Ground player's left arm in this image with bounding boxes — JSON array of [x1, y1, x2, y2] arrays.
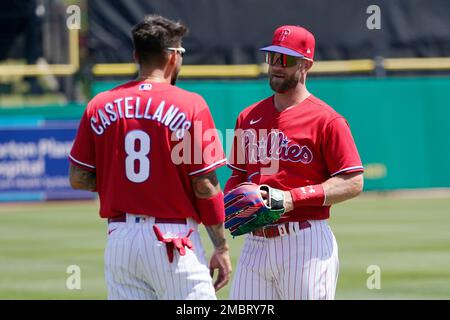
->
[[282, 172, 363, 212], [264, 116, 364, 212], [69, 163, 96, 192], [322, 171, 364, 205], [191, 170, 232, 291]]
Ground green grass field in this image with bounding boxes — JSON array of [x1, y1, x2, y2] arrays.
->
[[0, 195, 449, 300]]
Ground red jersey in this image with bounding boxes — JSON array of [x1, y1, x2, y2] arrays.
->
[[227, 94, 363, 221], [70, 80, 226, 221]]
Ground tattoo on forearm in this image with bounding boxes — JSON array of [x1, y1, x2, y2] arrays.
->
[[70, 165, 96, 191], [205, 224, 227, 250], [192, 171, 220, 198]]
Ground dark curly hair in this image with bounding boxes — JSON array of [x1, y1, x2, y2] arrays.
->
[[132, 15, 188, 66]]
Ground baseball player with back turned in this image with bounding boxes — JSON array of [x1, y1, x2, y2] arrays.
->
[[68, 15, 232, 300], [225, 25, 364, 300]]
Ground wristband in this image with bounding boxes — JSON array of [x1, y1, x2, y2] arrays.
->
[[195, 192, 225, 225], [290, 184, 325, 207]]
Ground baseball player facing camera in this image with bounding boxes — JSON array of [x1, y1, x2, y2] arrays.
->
[[69, 15, 231, 300], [225, 25, 364, 300]]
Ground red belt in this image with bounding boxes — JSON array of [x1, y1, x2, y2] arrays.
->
[[252, 221, 311, 238], [108, 214, 187, 225]]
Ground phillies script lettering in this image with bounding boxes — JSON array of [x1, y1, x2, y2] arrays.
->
[[243, 129, 313, 164]]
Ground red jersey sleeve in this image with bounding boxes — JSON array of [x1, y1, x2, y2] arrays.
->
[[187, 98, 226, 177], [226, 116, 247, 173], [322, 117, 364, 176], [69, 107, 96, 172]]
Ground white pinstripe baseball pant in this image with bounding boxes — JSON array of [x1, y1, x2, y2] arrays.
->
[[230, 219, 339, 300], [104, 214, 216, 300]]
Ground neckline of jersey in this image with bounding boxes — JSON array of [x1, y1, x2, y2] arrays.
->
[[271, 93, 312, 114], [133, 79, 171, 85]]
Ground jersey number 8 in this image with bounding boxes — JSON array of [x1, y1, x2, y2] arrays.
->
[[125, 130, 150, 183]]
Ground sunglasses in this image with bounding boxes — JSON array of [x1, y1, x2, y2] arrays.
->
[[167, 47, 186, 57], [266, 52, 299, 67]]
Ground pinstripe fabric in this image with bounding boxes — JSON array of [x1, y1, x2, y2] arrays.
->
[[104, 215, 216, 300], [230, 220, 339, 300], [230, 235, 280, 300]]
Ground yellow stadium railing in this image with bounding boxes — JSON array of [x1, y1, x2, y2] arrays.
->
[[0, 29, 79, 76], [92, 60, 376, 77], [91, 57, 450, 77], [1, 31, 450, 78], [383, 57, 450, 71]]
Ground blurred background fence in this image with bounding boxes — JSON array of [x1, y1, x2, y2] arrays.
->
[[1, 0, 450, 202]]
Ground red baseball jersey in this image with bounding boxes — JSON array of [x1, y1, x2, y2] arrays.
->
[[70, 80, 226, 220], [227, 94, 363, 221]]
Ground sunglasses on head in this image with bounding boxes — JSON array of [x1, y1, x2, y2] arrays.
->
[[266, 52, 299, 67], [166, 47, 186, 57]]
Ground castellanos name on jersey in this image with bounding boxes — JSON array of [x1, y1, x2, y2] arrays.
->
[[89, 96, 192, 139]]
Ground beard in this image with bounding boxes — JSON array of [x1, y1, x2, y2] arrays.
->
[[269, 71, 300, 93]]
